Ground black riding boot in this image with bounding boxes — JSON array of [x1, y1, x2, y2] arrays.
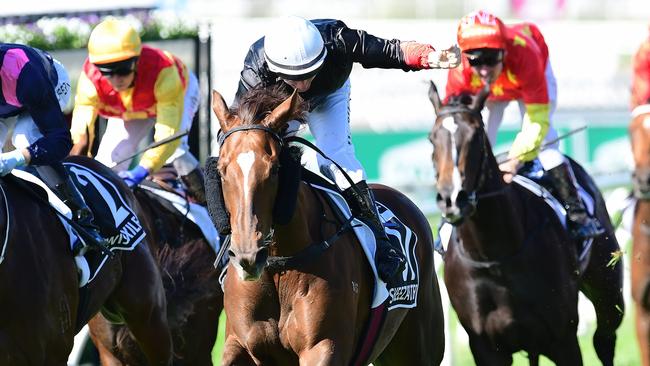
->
[[181, 167, 207, 205], [546, 163, 605, 240], [343, 181, 406, 282], [55, 176, 108, 254]]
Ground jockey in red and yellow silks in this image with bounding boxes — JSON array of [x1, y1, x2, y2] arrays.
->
[[70, 18, 205, 203], [446, 20, 551, 163], [446, 10, 604, 240], [632, 28, 650, 110]]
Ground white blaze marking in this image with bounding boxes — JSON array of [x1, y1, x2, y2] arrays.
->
[[237, 151, 255, 202], [441, 116, 462, 200]]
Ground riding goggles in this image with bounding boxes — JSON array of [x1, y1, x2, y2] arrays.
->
[[95, 57, 138, 77], [465, 49, 504, 67]]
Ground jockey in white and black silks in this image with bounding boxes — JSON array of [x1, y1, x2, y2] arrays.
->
[[70, 18, 205, 204], [205, 16, 460, 282], [0, 43, 106, 249], [446, 10, 604, 240]]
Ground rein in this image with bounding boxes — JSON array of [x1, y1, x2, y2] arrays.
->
[[218, 124, 358, 272], [0, 183, 9, 264]]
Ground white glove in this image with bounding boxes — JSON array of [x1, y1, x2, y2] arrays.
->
[[427, 45, 461, 69], [0, 149, 26, 176]]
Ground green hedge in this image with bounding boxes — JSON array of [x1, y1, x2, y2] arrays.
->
[[0, 12, 198, 51]]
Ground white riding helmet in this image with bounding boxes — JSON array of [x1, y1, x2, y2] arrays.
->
[[264, 16, 327, 80]]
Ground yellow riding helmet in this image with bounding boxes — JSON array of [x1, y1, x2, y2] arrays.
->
[[88, 18, 142, 64]]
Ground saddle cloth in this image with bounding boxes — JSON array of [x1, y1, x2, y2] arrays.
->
[[306, 180, 421, 311], [10, 163, 145, 287], [136, 183, 220, 255]]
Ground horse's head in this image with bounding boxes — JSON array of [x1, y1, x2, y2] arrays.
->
[[630, 105, 650, 199], [212, 85, 306, 280], [427, 81, 494, 224]]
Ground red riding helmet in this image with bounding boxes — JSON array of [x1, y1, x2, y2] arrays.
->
[[457, 10, 507, 52]]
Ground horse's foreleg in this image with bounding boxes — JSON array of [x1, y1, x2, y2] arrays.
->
[[112, 248, 173, 366], [581, 237, 625, 366], [636, 302, 650, 366], [298, 339, 346, 366], [221, 336, 258, 366], [88, 315, 123, 366], [467, 334, 512, 366]]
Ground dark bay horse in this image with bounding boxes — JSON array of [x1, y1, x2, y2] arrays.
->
[[86, 171, 224, 365], [0, 156, 171, 365], [630, 104, 650, 365], [211, 84, 445, 365], [427, 82, 623, 365]]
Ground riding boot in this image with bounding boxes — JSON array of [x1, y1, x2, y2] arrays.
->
[[342, 181, 406, 282], [55, 176, 108, 254], [181, 167, 207, 205], [546, 163, 605, 240]]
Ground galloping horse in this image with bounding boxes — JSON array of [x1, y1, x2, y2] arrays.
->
[[0, 156, 171, 365], [630, 104, 650, 365], [86, 175, 223, 365], [427, 82, 624, 365], [211, 84, 445, 365]]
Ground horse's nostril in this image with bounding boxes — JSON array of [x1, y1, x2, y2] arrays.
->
[[227, 249, 235, 258], [436, 193, 443, 203]]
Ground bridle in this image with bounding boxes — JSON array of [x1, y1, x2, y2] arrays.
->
[[434, 106, 505, 210]]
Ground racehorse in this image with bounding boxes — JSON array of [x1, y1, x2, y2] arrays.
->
[[86, 169, 224, 365], [0, 155, 172, 365], [630, 104, 650, 366], [427, 82, 624, 365], [211, 84, 445, 366]]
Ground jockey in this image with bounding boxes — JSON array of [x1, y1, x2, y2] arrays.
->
[[206, 16, 459, 282], [632, 27, 650, 110], [70, 18, 206, 204], [0, 43, 106, 250], [446, 10, 603, 240]]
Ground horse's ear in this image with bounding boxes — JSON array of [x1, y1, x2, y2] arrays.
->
[[428, 80, 442, 116], [212, 90, 234, 131], [265, 89, 300, 130], [471, 84, 491, 113]]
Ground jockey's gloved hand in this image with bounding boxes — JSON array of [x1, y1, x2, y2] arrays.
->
[[118, 165, 149, 187], [427, 45, 461, 69], [0, 149, 26, 176]]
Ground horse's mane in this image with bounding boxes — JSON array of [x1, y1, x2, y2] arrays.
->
[[235, 83, 308, 126]]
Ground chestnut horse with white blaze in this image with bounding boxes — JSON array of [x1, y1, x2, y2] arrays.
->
[[211, 84, 445, 366], [630, 104, 650, 366]]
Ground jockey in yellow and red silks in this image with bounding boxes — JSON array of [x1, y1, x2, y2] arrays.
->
[[70, 18, 205, 204], [446, 10, 604, 240]]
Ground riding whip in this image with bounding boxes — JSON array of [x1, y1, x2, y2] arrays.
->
[[114, 129, 190, 166], [495, 125, 587, 164]]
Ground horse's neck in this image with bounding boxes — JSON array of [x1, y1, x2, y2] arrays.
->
[[273, 184, 322, 256], [459, 163, 525, 259]]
